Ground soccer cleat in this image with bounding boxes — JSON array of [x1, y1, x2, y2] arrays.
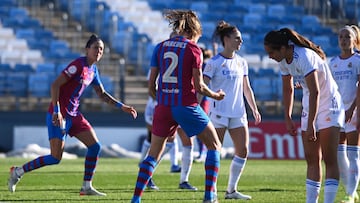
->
[[225, 190, 252, 200], [8, 166, 22, 193], [79, 187, 106, 196], [341, 195, 355, 203], [147, 178, 159, 190], [170, 165, 181, 173], [179, 182, 198, 191]]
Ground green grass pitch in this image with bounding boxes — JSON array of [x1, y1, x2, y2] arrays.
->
[[0, 158, 348, 202]]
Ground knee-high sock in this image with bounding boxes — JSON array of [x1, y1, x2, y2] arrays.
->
[[306, 179, 321, 203], [83, 142, 101, 184], [21, 155, 60, 175], [132, 156, 157, 203], [140, 139, 151, 162], [169, 138, 179, 166], [227, 155, 246, 193], [180, 146, 193, 183], [347, 145, 360, 197], [323, 179, 338, 203], [204, 150, 220, 201], [338, 144, 349, 188]]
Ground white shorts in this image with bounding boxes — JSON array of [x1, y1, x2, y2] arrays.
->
[[209, 112, 248, 129], [341, 109, 357, 133], [144, 98, 157, 125], [301, 107, 345, 132]]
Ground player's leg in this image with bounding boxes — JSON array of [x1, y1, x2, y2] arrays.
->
[[343, 130, 360, 202], [320, 127, 340, 203], [8, 113, 64, 193], [177, 128, 197, 190], [302, 130, 322, 203], [168, 135, 181, 173], [75, 128, 105, 196], [338, 132, 349, 191], [225, 125, 251, 200], [132, 134, 168, 203], [173, 105, 221, 202]]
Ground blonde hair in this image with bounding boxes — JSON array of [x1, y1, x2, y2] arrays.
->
[[164, 9, 202, 40], [350, 25, 360, 50]]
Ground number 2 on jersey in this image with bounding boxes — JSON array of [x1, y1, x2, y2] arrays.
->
[[162, 52, 178, 83]]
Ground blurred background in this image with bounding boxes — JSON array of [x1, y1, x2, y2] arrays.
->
[[0, 0, 358, 153]]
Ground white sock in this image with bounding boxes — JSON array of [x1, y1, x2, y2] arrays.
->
[[83, 181, 92, 189], [227, 155, 246, 193], [170, 137, 179, 166], [347, 146, 360, 197], [306, 179, 320, 203], [180, 146, 193, 183], [16, 167, 24, 176], [323, 179, 338, 203], [338, 144, 349, 188], [140, 140, 151, 162]]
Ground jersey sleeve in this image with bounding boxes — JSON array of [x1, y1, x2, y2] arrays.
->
[[91, 67, 102, 86], [150, 43, 161, 68], [191, 45, 203, 70], [63, 60, 82, 80], [203, 57, 215, 79]]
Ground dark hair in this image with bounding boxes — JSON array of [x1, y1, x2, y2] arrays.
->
[[264, 28, 326, 60], [212, 20, 238, 46], [86, 34, 101, 48]]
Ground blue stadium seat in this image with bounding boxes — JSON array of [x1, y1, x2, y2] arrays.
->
[[6, 72, 28, 96], [36, 63, 56, 79], [14, 64, 34, 73], [0, 63, 13, 72], [28, 73, 51, 97], [0, 72, 7, 95], [15, 29, 35, 40], [252, 77, 275, 101], [101, 75, 114, 95]]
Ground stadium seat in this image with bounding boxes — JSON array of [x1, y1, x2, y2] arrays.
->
[[28, 73, 50, 97], [14, 64, 34, 73], [6, 72, 28, 97], [1, 50, 22, 67], [0, 28, 15, 40], [0, 72, 6, 95], [36, 63, 56, 80], [22, 50, 44, 68], [252, 77, 275, 101], [0, 63, 13, 72], [101, 75, 114, 95], [7, 39, 28, 51]]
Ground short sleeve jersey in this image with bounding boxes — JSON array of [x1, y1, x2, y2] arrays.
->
[[150, 36, 202, 106], [329, 54, 360, 109], [203, 53, 248, 117], [48, 56, 102, 116], [279, 46, 340, 113]]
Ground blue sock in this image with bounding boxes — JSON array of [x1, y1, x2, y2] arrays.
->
[[204, 150, 220, 201], [83, 142, 101, 181], [23, 155, 60, 172], [132, 156, 157, 203]]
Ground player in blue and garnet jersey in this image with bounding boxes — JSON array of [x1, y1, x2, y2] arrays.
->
[[131, 10, 225, 203], [8, 34, 137, 196]]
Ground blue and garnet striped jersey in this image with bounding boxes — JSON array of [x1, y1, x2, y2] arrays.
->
[[150, 36, 203, 107]]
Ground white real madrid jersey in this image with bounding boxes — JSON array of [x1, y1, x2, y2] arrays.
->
[[203, 53, 248, 117], [279, 46, 340, 113], [329, 54, 360, 109]]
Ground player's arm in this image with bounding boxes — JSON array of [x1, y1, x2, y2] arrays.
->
[[93, 84, 137, 119], [193, 68, 225, 101], [148, 67, 159, 100], [50, 73, 68, 126], [243, 76, 261, 125]]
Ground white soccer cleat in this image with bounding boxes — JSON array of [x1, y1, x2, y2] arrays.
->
[[79, 187, 106, 196], [8, 166, 22, 193], [225, 190, 252, 200]]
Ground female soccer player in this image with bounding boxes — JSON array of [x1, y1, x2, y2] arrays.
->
[[203, 20, 261, 200], [264, 28, 345, 203], [7, 34, 137, 196], [330, 25, 360, 203], [131, 9, 225, 203]]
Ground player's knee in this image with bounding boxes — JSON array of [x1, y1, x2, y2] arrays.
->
[[88, 142, 101, 155]]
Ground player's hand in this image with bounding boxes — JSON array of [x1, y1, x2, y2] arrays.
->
[[52, 112, 63, 127], [122, 105, 138, 119], [253, 110, 261, 125], [213, 89, 225, 100]]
